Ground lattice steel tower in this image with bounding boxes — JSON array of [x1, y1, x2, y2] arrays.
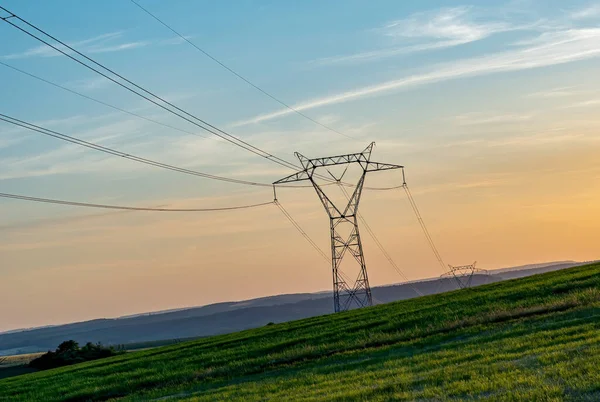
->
[[441, 262, 488, 289], [274, 143, 403, 312]]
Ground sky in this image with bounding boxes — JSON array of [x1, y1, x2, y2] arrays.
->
[[1, 0, 600, 332]]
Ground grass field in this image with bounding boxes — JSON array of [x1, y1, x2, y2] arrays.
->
[[0, 354, 42, 380], [0, 353, 43, 367], [118, 336, 203, 352], [1, 263, 599, 401]]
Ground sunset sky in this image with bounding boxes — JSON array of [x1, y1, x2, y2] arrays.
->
[[1, 0, 600, 332]]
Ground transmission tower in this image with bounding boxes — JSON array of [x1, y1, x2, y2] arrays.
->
[[441, 262, 488, 289], [273, 143, 403, 312]]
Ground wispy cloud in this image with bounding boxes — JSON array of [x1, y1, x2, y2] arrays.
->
[[0, 113, 248, 181], [407, 177, 511, 196], [485, 132, 594, 147], [2, 31, 182, 60], [0, 136, 26, 150], [67, 76, 111, 91], [89, 41, 150, 53], [571, 4, 600, 20], [525, 86, 584, 98], [0, 210, 133, 231], [234, 27, 600, 126], [310, 7, 527, 66], [454, 112, 533, 126], [314, 114, 341, 125], [2, 32, 124, 59], [563, 99, 600, 108], [311, 41, 456, 66]]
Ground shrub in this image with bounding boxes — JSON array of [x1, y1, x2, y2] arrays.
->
[[29, 341, 122, 370]]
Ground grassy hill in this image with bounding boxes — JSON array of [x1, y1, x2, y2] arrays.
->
[[1, 263, 599, 401], [3, 261, 589, 356]]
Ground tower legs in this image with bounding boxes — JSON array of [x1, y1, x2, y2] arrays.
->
[[331, 215, 372, 312]]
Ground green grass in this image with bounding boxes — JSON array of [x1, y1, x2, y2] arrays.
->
[[118, 336, 203, 352], [1, 263, 599, 401]]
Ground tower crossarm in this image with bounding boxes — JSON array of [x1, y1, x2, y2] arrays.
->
[[272, 170, 311, 185], [365, 161, 404, 172], [302, 142, 376, 169], [448, 261, 479, 273], [307, 153, 367, 168]]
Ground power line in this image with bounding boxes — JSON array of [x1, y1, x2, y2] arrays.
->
[[275, 199, 355, 285], [0, 60, 211, 140], [0, 114, 274, 187], [275, 200, 329, 263], [364, 184, 406, 191], [1, 114, 315, 189], [1, 59, 367, 191], [0, 192, 274, 212], [0, 7, 398, 191], [0, 6, 302, 173], [129, 0, 358, 141], [402, 184, 447, 271], [338, 184, 424, 297]]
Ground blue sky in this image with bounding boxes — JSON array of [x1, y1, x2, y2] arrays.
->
[[1, 0, 600, 330]]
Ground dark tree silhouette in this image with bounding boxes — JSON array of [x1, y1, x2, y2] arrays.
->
[[29, 340, 122, 370]]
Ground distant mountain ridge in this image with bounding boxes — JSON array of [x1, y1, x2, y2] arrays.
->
[[1, 260, 592, 355], [488, 260, 577, 274]]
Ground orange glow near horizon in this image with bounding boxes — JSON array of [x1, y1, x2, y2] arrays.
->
[[1, 138, 599, 332]]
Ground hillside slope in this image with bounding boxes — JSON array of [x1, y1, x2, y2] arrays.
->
[[4, 261, 589, 355], [0, 276, 497, 354], [1, 262, 599, 401]]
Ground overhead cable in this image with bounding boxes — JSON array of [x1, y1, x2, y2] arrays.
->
[[275, 200, 330, 263], [363, 184, 406, 191], [0, 6, 301, 172], [402, 184, 447, 271], [0, 114, 273, 187], [0, 7, 397, 191], [0, 60, 210, 140], [339, 184, 424, 297], [129, 0, 357, 141], [0, 192, 274, 212], [275, 199, 356, 285]]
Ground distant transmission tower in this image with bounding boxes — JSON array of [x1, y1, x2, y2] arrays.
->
[[442, 262, 488, 289], [274, 143, 403, 312]]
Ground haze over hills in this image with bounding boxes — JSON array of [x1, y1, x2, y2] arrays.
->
[[0, 260, 592, 356]]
